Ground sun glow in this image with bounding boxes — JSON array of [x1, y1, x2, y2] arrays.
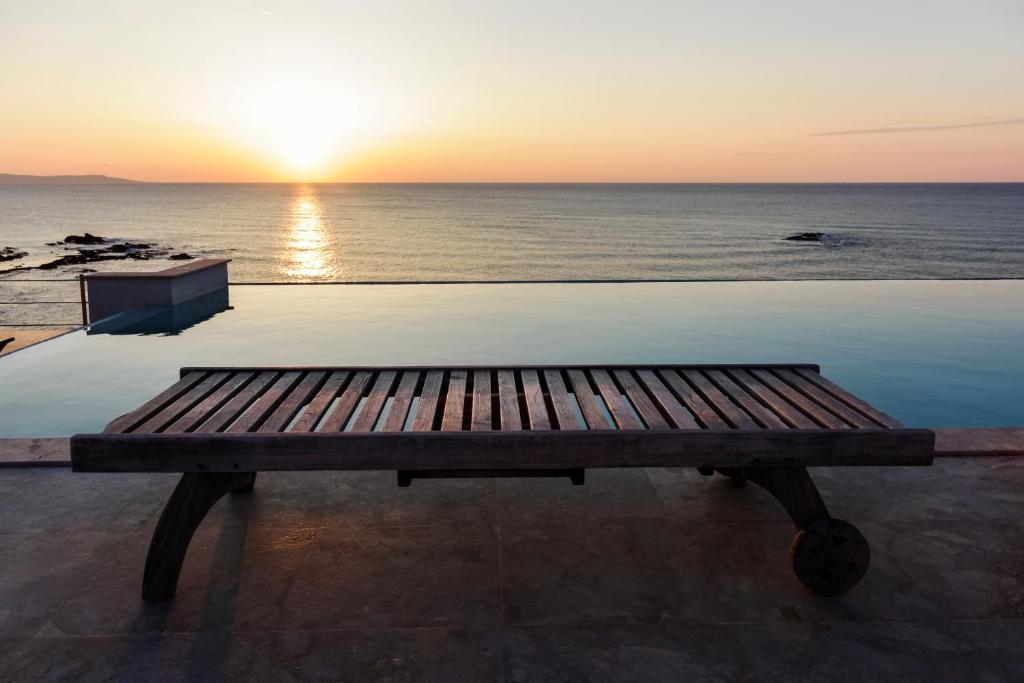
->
[[227, 80, 375, 177], [281, 186, 340, 279]]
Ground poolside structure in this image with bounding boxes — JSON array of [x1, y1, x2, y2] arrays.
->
[[71, 363, 935, 601]]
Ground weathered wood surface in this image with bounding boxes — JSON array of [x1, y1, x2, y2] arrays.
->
[[75, 364, 934, 473]]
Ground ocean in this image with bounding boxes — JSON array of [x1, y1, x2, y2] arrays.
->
[[2, 183, 1023, 324]]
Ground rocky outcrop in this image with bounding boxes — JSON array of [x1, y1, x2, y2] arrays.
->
[[0, 247, 27, 262]]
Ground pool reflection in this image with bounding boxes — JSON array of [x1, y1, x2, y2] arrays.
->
[[282, 187, 339, 280]]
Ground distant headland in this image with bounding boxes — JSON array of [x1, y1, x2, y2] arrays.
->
[[0, 173, 143, 184]]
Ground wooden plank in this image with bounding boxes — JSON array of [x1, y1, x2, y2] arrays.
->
[[543, 369, 581, 430], [795, 368, 902, 428], [705, 369, 789, 429], [635, 369, 700, 429], [71, 428, 937, 473], [317, 371, 372, 432], [471, 370, 492, 431], [680, 369, 759, 429], [655, 369, 730, 429], [410, 370, 444, 431], [165, 371, 256, 433], [259, 371, 329, 433], [521, 369, 550, 430], [349, 370, 397, 432], [194, 371, 280, 433], [288, 371, 350, 433], [750, 369, 847, 429], [497, 370, 522, 431], [135, 372, 231, 433], [566, 369, 610, 429], [227, 371, 304, 432], [727, 369, 818, 429], [382, 371, 420, 432], [104, 372, 208, 433], [774, 369, 877, 428], [441, 370, 467, 431], [612, 369, 669, 429], [590, 369, 643, 430]]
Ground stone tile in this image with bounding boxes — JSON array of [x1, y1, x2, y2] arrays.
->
[[733, 621, 1009, 683], [498, 468, 668, 527], [0, 469, 173, 533], [0, 628, 501, 682], [41, 523, 315, 636], [502, 623, 749, 682], [206, 471, 499, 532], [879, 520, 1024, 619], [684, 521, 944, 624], [645, 467, 789, 523], [501, 521, 708, 626], [277, 520, 500, 631], [813, 460, 1024, 523], [954, 619, 1024, 680]]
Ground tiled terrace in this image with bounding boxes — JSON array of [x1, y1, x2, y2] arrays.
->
[[1, 452, 1023, 681]]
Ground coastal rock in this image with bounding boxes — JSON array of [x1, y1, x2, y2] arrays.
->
[[784, 232, 830, 242], [63, 233, 108, 245], [1, 246, 28, 262], [169, 253, 194, 260]]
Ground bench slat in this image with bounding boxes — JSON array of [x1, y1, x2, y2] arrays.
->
[[289, 371, 350, 433], [259, 371, 329, 433], [318, 371, 372, 432], [681, 369, 759, 429], [134, 372, 231, 433], [613, 369, 669, 430], [726, 369, 818, 429], [228, 371, 304, 432], [442, 370, 468, 431], [751, 369, 847, 429], [166, 371, 256, 433], [411, 370, 444, 431], [471, 370, 492, 431], [104, 371, 208, 433], [521, 369, 551, 430], [194, 371, 280, 433], [497, 370, 521, 431], [544, 369, 582, 430], [775, 369, 875, 428], [795, 369, 902, 428], [635, 369, 700, 429], [656, 369, 730, 429], [566, 369, 611, 429], [350, 371, 397, 432], [706, 369, 789, 429], [382, 371, 420, 432], [591, 369, 642, 430]]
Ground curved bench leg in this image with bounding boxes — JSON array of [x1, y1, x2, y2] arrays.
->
[[142, 472, 254, 601], [231, 472, 257, 494], [741, 467, 870, 597]]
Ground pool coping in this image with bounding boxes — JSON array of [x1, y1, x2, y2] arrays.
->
[[0, 428, 1020, 467]]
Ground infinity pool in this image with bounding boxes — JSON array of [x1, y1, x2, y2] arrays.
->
[[1, 280, 1022, 436]]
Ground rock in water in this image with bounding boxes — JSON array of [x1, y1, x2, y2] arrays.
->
[[0, 246, 28, 262], [784, 232, 828, 242], [169, 253, 195, 260], [63, 233, 108, 245]]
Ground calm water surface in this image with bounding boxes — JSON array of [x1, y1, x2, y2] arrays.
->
[[0, 280, 1021, 436]]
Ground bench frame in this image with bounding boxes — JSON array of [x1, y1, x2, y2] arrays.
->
[[70, 364, 935, 601]]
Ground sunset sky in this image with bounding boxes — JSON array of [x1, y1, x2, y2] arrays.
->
[[1, 1, 1022, 182]]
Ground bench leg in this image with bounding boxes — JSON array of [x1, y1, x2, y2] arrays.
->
[[231, 472, 257, 494], [737, 466, 870, 597], [142, 472, 254, 601]]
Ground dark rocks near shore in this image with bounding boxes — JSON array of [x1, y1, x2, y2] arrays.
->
[[784, 232, 844, 245], [0, 233, 199, 275], [1, 246, 28, 262]]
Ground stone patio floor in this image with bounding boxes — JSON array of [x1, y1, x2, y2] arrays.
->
[[1, 458, 1023, 681]]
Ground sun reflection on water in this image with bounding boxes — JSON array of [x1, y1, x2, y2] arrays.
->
[[282, 187, 339, 280]]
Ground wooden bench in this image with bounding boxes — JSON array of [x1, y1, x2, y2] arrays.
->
[[71, 364, 935, 600]]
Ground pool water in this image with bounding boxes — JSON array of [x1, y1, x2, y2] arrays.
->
[[1, 280, 1021, 436]]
